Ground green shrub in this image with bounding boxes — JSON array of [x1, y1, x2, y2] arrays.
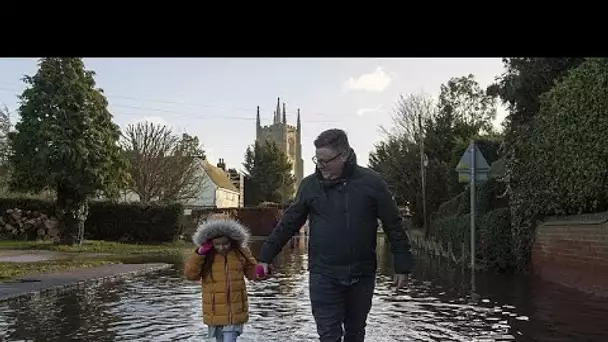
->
[[430, 214, 469, 257], [430, 208, 514, 272], [509, 57, 608, 268], [0, 198, 55, 217], [86, 202, 184, 243], [478, 208, 514, 272], [519, 57, 608, 216], [0, 198, 184, 243], [434, 179, 507, 218]]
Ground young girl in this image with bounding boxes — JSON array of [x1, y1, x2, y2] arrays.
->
[[184, 213, 266, 342]]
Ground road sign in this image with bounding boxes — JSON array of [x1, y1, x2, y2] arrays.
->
[[454, 141, 491, 280], [456, 141, 490, 183], [456, 141, 490, 173], [458, 171, 488, 183]]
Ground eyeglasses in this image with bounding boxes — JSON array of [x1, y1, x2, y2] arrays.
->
[[312, 153, 342, 167]]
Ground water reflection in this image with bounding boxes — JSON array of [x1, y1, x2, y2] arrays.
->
[[0, 236, 607, 341]]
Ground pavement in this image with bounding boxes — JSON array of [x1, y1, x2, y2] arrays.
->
[[0, 263, 173, 302]]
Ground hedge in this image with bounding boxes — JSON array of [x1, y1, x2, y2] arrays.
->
[[508, 57, 608, 268], [477, 208, 514, 272], [86, 201, 184, 243], [430, 207, 513, 272], [434, 178, 508, 219], [0, 198, 184, 243]]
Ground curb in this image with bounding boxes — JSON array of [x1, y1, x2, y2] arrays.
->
[[0, 263, 174, 303]]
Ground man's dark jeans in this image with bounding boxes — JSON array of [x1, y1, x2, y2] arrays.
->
[[309, 272, 375, 342]]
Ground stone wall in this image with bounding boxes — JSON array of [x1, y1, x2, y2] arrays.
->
[[532, 211, 608, 297]]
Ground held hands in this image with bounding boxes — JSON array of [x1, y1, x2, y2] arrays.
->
[[197, 240, 213, 256], [255, 262, 274, 279], [393, 273, 408, 289]]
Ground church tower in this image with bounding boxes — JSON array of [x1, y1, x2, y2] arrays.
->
[[255, 97, 304, 192]]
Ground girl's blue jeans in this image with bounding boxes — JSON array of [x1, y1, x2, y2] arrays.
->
[[216, 331, 238, 342]]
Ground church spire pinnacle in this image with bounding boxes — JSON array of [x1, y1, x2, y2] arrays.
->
[[256, 106, 260, 126], [273, 97, 281, 124], [282, 102, 287, 124], [297, 108, 301, 129]]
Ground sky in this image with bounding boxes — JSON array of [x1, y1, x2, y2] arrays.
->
[[0, 58, 508, 176]]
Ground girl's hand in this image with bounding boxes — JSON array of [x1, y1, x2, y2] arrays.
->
[[255, 263, 274, 279], [197, 240, 213, 255], [255, 264, 267, 279]]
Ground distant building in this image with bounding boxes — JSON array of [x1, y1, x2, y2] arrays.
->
[[215, 158, 245, 208], [118, 157, 243, 209], [255, 97, 304, 191], [185, 158, 240, 209]]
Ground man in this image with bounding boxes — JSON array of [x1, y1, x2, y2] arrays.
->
[[257, 128, 414, 342]]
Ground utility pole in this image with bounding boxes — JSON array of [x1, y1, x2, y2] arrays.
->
[[418, 112, 428, 237]]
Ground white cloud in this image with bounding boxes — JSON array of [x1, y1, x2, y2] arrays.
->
[[356, 104, 384, 116], [343, 67, 392, 92]]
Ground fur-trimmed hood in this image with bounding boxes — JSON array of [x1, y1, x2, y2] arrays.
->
[[192, 218, 251, 248]]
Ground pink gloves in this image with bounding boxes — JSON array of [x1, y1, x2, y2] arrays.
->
[[255, 264, 274, 279], [255, 264, 266, 278], [197, 240, 213, 256]]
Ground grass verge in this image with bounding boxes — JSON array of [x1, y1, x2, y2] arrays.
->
[[0, 259, 117, 281], [0, 240, 192, 282], [0, 239, 192, 255]]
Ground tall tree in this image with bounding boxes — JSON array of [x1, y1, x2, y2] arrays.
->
[[0, 105, 12, 193], [381, 93, 436, 143], [430, 74, 499, 197], [369, 137, 416, 207], [0, 105, 11, 165], [436, 74, 497, 134], [121, 121, 206, 203], [9, 58, 129, 245], [243, 140, 294, 205], [372, 92, 436, 228], [370, 75, 499, 229]]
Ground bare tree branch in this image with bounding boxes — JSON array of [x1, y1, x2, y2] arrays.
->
[[120, 121, 207, 203], [381, 93, 437, 144]]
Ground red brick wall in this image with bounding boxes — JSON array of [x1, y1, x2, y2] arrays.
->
[[235, 207, 283, 236], [186, 206, 284, 237], [532, 213, 608, 297]]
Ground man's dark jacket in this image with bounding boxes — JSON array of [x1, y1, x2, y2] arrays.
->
[[258, 150, 414, 279]]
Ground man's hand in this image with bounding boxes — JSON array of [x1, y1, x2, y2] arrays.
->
[[393, 273, 408, 288]]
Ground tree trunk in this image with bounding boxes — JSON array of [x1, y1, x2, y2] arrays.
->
[[56, 185, 88, 246]]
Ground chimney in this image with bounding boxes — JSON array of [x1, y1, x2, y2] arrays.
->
[[217, 158, 226, 171]]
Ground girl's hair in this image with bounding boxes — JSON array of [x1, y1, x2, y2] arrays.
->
[[200, 237, 249, 281]]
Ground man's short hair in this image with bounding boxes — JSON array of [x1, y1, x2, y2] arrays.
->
[[314, 129, 350, 152]]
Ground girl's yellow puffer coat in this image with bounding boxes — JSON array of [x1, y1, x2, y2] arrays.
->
[[184, 217, 258, 326]]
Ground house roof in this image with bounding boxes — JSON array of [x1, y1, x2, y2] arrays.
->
[[201, 160, 239, 192]]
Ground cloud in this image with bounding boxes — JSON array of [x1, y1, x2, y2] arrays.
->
[[343, 67, 392, 92], [356, 104, 384, 116]]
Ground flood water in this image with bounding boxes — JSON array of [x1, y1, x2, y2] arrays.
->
[[0, 236, 607, 341]]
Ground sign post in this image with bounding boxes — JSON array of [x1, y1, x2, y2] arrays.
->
[[455, 141, 490, 282]]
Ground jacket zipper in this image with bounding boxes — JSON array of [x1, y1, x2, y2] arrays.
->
[[224, 254, 233, 324], [343, 180, 352, 276]]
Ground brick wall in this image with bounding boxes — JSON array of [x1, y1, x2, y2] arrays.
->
[[185, 206, 284, 237], [532, 211, 608, 297]]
